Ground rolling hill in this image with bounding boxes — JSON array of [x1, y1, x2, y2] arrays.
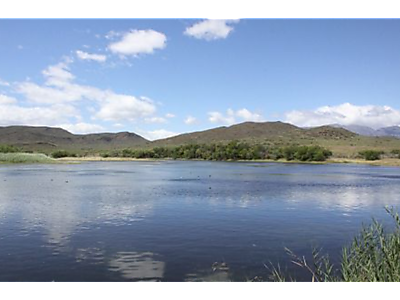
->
[[1, 122, 400, 158], [0, 126, 150, 153], [152, 122, 356, 147]]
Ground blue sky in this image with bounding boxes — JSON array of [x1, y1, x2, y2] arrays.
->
[[1, 19, 400, 139]]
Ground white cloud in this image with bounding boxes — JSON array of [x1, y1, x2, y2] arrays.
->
[[1, 60, 162, 132], [208, 109, 236, 125], [184, 115, 198, 125], [76, 50, 107, 62], [16, 61, 158, 125], [184, 19, 239, 41], [95, 94, 156, 122], [0, 102, 79, 127], [144, 116, 167, 123], [285, 103, 400, 129], [235, 108, 264, 122], [165, 113, 175, 118], [137, 129, 179, 141], [0, 94, 17, 105], [108, 29, 167, 57], [208, 108, 264, 125], [42, 61, 75, 87], [0, 78, 10, 87], [57, 122, 105, 134]]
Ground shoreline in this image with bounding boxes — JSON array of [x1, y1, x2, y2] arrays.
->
[[56, 156, 400, 167]]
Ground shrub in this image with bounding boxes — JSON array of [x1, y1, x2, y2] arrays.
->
[[96, 143, 333, 162], [358, 150, 384, 161], [51, 150, 77, 158], [391, 149, 400, 159], [279, 145, 333, 162], [0, 144, 19, 153]]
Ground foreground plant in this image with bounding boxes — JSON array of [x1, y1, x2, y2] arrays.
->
[[270, 207, 400, 282]]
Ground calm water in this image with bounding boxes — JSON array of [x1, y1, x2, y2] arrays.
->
[[1, 161, 400, 281]]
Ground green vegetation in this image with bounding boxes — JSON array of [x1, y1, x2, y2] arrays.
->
[[51, 150, 78, 159], [3, 123, 400, 160], [270, 207, 400, 282], [391, 149, 400, 159], [0, 144, 19, 153], [0, 153, 55, 164], [273, 145, 333, 162], [358, 150, 384, 161], [100, 142, 333, 162]]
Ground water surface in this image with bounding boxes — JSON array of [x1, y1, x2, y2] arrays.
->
[[1, 161, 400, 281]]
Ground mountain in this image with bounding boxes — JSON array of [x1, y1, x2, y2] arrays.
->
[[0, 126, 149, 153], [2, 122, 400, 158], [331, 124, 400, 138], [376, 126, 400, 138], [153, 121, 356, 147], [331, 124, 378, 136]]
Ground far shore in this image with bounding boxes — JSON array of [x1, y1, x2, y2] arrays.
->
[[56, 156, 400, 167]]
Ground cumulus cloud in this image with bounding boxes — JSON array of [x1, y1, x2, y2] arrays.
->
[[285, 103, 400, 129], [108, 29, 167, 57], [184, 19, 239, 41], [0, 78, 10, 87], [1, 60, 161, 132], [17, 63, 106, 104], [144, 116, 167, 124], [57, 122, 105, 134], [208, 108, 264, 125], [137, 129, 179, 141], [184, 115, 198, 125], [0, 102, 79, 127], [165, 113, 176, 119], [0, 94, 17, 105], [95, 95, 156, 122], [76, 50, 107, 62]]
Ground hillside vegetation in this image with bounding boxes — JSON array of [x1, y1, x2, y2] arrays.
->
[[1, 122, 400, 159], [0, 126, 149, 154], [100, 142, 333, 162]]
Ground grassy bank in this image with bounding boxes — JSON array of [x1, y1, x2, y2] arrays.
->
[[0, 153, 56, 164], [56, 156, 400, 167], [271, 207, 400, 282]]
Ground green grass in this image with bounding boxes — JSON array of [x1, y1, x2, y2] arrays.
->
[[0, 153, 56, 164], [270, 207, 400, 282]]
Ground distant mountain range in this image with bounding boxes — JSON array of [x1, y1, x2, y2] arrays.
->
[[1, 122, 400, 157], [0, 122, 357, 154], [331, 124, 400, 138]]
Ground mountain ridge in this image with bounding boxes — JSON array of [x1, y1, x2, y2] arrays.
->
[[2, 122, 400, 157], [0, 125, 149, 152], [331, 124, 400, 138]]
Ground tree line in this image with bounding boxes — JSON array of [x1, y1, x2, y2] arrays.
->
[[100, 142, 334, 162]]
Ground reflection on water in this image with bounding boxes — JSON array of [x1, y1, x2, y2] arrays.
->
[[109, 252, 165, 281], [0, 161, 400, 281]]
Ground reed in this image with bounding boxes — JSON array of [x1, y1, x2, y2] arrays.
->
[[270, 207, 400, 282], [0, 153, 56, 164]]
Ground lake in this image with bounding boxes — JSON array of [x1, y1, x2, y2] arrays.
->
[[1, 161, 400, 281]]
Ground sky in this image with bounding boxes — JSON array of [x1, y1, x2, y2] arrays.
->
[[1, 19, 400, 140]]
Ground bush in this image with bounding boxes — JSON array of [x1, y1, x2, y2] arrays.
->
[[391, 150, 400, 159], [97, 143, 334, 162], [278, 145, 332, 162], [358, 150, 384, 161], [0, 144, 19, 153], [51, 150, 77, 158]]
